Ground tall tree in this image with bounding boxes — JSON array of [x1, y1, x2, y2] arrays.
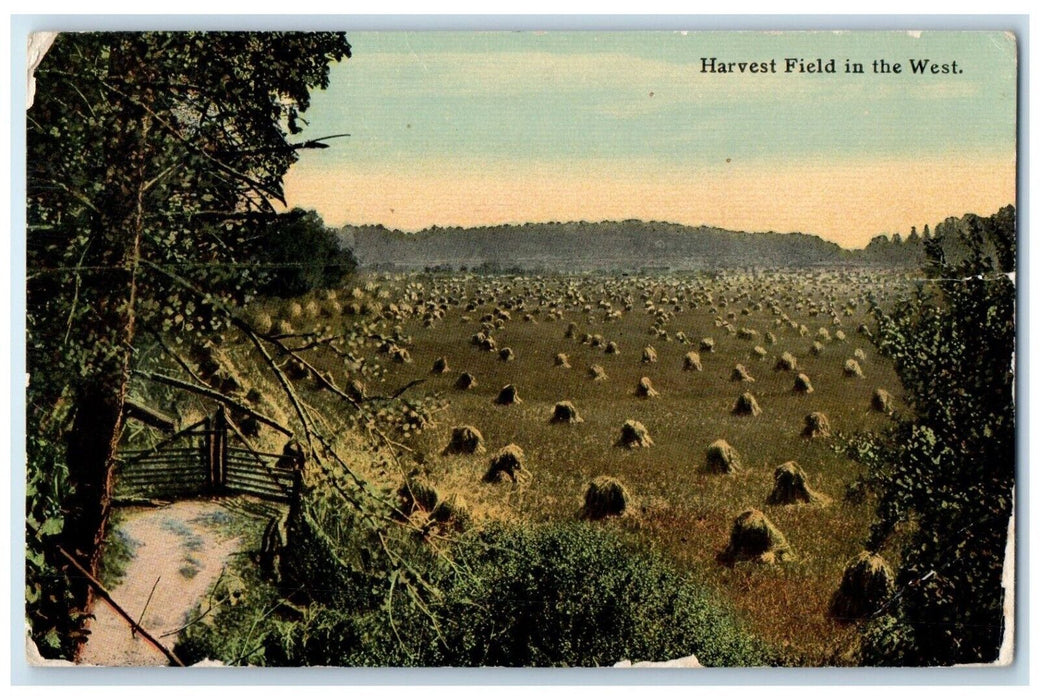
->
[[857, 206, 1016, 665], [26, 31, 351, 657]]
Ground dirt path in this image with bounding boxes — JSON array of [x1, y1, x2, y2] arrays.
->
[[78, 500, 243, 666]]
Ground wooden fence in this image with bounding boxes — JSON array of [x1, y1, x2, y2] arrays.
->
[[114, 407, 298, 504]]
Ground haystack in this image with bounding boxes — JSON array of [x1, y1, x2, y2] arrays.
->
[[705, 439, 741, 474], [775, 351, 798, 371], [731, 392, 762, 416], [829, 551, 895, 620], [431, 356, 450, 374], [765, 331, 778, 345], [834, 330, 847, 342], [455, 372, 477, 390], [752, 346, 768, 360], [430, 494, 472, 532], [793, 373, 814, 394], [554, 353, 571, 368], [766, 462, 829, 505], [346, 379, 367, 402], [286, 359, 309, 380], [616, 420, 653, 449], [700, 337, 715, 352], [565, 322, 579, 339], [635, 376, 659, 398], [683, 351, 703, 371], [871, 388, 894, 414], [443, 425, 486, 455], [810, 341, 825, 356], [605, 341, 620, 355], [498, 347, 516, 362], [480, 336, 498, 353], [397, 476, 439, 514], [853, 348, 867, 361], [483, 444, 530, 483], [843, 358, 864, 378], [588, 364, 608, 381], [580, 333, 593, 345], [247, 309, 273, 335], [730, 364, 755, 383], [579, 476, 631, 519], [802, 412, 831, 438], [720, 508, 792, 564], [494, 384, 522, 405], [642, 345, 658, 363], [590, 334, 605, 348], [550, 401, 583, 424]]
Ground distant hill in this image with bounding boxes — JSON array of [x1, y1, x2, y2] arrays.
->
[[338, 220, 917, 272]]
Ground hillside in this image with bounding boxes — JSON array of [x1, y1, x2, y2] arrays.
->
[[339, 220, 922, 272]]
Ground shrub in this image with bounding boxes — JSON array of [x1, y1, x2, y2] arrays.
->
[[177, 520, 774, 667], [855, 206, 1016, 666]]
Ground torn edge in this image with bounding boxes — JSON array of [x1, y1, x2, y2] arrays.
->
[[27, 32, 58, 110], [996, 490, 1015, 665]]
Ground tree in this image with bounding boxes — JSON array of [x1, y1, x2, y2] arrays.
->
[[26, 31, 351, 658], [856, 206, 1015, 665], [254, 208, 357, 297]]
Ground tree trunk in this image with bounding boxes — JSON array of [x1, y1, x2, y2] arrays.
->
[[58, 39, 152, 657]]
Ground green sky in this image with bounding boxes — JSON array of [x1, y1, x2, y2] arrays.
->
[[284, 30, 1017, 248]]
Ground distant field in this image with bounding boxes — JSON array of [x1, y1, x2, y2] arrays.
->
[[246, 268, 914, 664]]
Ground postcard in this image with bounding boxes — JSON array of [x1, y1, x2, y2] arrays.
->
[[24, 28, 1017, 668]]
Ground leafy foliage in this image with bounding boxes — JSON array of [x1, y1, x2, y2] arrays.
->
[[177, 517, 773, 667], [253, 208, 357, 298], [26, 31, 351, 659], [856, 206, 1015, 665]]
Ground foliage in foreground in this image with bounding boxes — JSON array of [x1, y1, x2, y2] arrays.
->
[[176, 514, 773, 667], [26, 31, 353, 658], [855, 206, 1015, 665]]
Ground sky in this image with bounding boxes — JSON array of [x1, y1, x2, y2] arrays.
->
[[282, 31, 1018, 249]]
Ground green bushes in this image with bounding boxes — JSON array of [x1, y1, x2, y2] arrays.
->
[[432, 523, 771, 667], [253, 208, 357, 298], [854, 206, 1016, 665], [176, 518, 772, 667]]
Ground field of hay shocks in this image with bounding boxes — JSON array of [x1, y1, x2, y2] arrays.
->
[[275, 269, 910, 665]]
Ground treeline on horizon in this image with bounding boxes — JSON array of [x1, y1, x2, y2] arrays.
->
[[335, 209, 1015, 272]]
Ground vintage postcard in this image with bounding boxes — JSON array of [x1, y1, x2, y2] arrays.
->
[[24, 29, 1017, 669]]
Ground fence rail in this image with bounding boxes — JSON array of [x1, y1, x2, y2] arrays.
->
[[113, 407, 299, 504]]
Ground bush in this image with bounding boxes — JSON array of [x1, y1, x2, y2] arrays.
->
[[254, 209, 357, 298], [855, 206, 1015, 666], [177, 519, 773, 667]]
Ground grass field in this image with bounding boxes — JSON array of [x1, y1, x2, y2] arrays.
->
[[229, 268, 914, 664]]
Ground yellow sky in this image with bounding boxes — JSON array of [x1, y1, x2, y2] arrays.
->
[[284, 152, 1016, 249]]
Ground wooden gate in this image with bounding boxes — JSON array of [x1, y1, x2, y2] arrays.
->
[[114, 407, 298, 503]]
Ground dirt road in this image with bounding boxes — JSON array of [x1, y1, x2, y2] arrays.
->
[[78, 500, 243, 666]]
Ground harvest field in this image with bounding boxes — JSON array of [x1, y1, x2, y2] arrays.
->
[[25, 30, 1016, 671], [229, 267, 913, 664]]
